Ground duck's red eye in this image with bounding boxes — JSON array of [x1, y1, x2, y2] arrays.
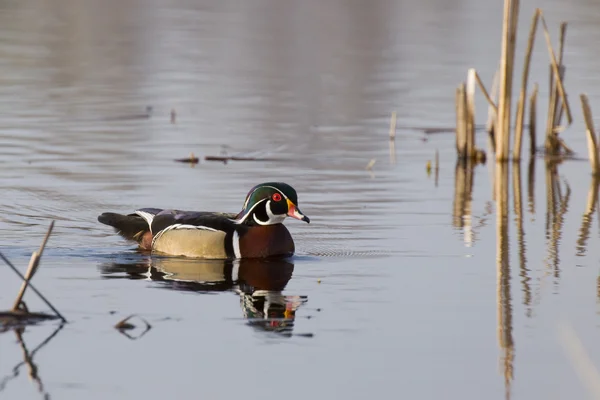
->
[[272, 193, 282, 202]]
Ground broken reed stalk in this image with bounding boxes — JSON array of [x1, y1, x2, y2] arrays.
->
[[546, 65, 566, 153], [513, 9, 540, 161], [529, 83, 539, 156], [496, 0, 520, 161], [580, 94, 600, 175], [455, 69, 497, 161], [0, 221, 66, 323], [456, 84, 467, 158], [466, 69, 477, 158], [12, 221, 55, 310], [389, 111, 397, 140]]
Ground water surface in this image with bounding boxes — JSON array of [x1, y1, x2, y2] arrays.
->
[[2, 1, 600, 399]]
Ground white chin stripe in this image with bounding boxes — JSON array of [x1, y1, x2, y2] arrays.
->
[[232, 231, 241, 259]]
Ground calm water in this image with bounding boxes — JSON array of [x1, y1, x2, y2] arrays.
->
[[2, 1, 600, 399]]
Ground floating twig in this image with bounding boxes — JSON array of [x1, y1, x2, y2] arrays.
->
[[114, 314, 152, 340], [174, 153, 200, 164]]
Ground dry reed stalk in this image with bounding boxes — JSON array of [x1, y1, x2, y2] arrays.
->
[[486, 69, 500, 143], [365, 159, 377, 171], [581, 94, 600, 174], [513, 10, 540, 161], [456, 84, 468, 158], [540, 13, 572, 126], [12, 222, 54, 310], [389, 111, 397, 140], [529, 84, 539, 156], [0, 221, 66, 322], [552, 23, 568, 128], [473, 70, 498, 114], [466, 69, 477, 158], [545, 66, 566, 153], [496, 0, 520, 161]]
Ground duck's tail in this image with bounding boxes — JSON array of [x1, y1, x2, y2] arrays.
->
[[98, 212, 150, 245]]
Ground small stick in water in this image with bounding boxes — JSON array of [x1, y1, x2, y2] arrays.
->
[[389, 111, 397, 140], [366, 159, 377, 171], [1, 221, 66, 322]]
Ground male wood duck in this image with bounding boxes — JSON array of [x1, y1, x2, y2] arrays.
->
[[98, 182, 309, 259]]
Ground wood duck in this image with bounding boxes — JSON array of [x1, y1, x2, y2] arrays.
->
[[98, 182, 310, 259]]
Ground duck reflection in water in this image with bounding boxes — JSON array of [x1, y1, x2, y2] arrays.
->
[[100, 256, 308, 337]]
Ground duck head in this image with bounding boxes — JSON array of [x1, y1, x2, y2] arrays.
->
[[235, 182, 310, 226]]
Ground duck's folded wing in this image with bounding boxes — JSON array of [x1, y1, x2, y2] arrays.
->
[[150, 211, 244, 258], [150, 211, 240, 235]]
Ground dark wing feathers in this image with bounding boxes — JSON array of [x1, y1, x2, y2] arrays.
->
[[150, 211, 243, 235]]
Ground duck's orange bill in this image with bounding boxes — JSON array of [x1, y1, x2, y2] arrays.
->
[[286, 200, 310, 223]]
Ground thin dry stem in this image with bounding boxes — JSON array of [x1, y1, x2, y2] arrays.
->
[[581, 94, 599, 174], [529, 84, 539, 156], [456, 84, 467, 158], [486, 69, 500, 138], [540, 13, 572, 125], [514, 10, 540, 161], [12, 221, 54, 311], [389, 111, 397, 140], [466, 69, 477, 158]]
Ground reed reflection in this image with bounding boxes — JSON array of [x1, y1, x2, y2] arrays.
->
[[0, 324, 64, 398], [544, 160, 570, 281], [495, 162, 514, 400], [527, 158, 536, 215], [100, 256, 309, 338], [513, 163, 532, 315], [453, 159, 475, 246], [576, 176, 599, 257]]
